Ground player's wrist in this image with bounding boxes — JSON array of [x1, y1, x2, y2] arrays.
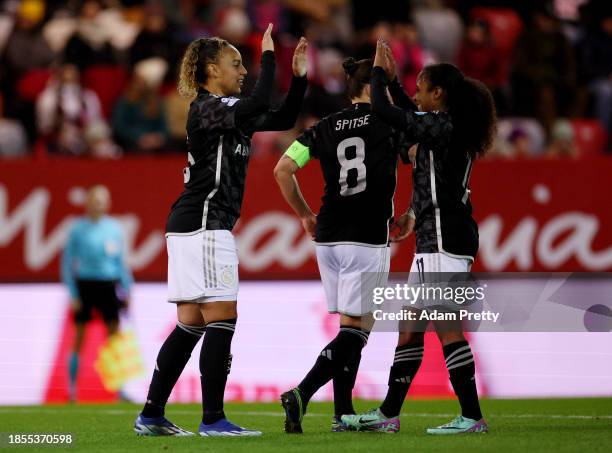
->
[[406, 207, 416, 219]]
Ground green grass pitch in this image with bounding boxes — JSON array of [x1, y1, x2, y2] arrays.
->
[[1, 398, 611, 452]]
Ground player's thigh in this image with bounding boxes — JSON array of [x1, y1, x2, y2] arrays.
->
[[177, 302, 205, 326], [315, 245, 340, 314], [337, 245, 390, 317], [411, 253, 471, 340], [199, 300, 237, 323]]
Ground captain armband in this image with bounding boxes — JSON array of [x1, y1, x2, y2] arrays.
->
[[284, 140, 311, 168]]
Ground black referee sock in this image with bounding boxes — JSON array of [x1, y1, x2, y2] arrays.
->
[[333, 351, 362, 416], [298, 326, 369, 406], [379, 342, 424, 418], [443, 340, 483, 421], [142, 322, 205, 418], [200, 318, 236, 425]]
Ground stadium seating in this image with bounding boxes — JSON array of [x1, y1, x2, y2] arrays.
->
[[16, 69, 53, 102], [82, 65, 129, 118]]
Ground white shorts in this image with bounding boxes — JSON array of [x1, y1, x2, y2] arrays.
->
[[316, 244, 390, 316], [407, 252, 472, 310], [166, 229, 239, 303], [409, 252, 472, 276]]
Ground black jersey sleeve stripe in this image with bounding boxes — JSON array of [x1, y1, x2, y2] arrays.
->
[[429, 150, 443, 253], [201, 135, 224, 229]]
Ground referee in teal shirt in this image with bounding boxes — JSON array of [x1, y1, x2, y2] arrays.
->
[[61, 185, 133, 402]]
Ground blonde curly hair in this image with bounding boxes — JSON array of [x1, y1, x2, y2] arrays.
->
[[178, 37, 230, 98]]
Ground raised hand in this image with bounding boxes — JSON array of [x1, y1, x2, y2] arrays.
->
[[292, 37, 308, 77], [262, 23, 274, 53], [382, 42, 396, 80], [373, 38, 387, 69]]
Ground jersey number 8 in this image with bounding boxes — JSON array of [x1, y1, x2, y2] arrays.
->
[[337, 137, 366, 197]]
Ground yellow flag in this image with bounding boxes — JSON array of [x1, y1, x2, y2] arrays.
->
[[94, 331, 145, 392]]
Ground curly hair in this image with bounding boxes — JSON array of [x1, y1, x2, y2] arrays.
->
[[420, 63, 497, 158], [178, 37, 230, 98]]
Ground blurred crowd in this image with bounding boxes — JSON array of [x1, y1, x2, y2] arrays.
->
[[0, 0, 610, 159]]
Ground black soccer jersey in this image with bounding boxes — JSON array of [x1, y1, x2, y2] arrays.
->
[[294, 103, 404, 246], [371, 67, 479, 260], [166, 51, 307, 233]]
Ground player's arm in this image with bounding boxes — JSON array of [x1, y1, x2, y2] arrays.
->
[[251, 37, 308, 132], [371, 41, 410, 130], [390, 204, 416, 243], [381, 42, 418, 111], [234, 24, 276, 124], [274, 141, 316, 239]]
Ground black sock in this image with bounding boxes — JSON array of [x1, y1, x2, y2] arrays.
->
[[443, 340, 482, 421], [298, 326, 369, 406], [200, 319, 236, 425], [379, 342, 424, 418], [142, 322, 205, 417], [333, 351, 362, 416]]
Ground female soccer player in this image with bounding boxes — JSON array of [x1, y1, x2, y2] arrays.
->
[[274, 57, 410, 433], [134, 25, 308, 437], [342, 40, 496, 434]]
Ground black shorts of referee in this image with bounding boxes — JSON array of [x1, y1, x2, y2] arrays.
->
[[74, 280, 125, 324]]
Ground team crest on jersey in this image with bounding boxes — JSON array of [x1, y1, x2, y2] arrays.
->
[[220, 266, 236, 287]]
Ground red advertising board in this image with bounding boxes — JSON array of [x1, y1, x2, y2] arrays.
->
[[1, 155, 611, 281]]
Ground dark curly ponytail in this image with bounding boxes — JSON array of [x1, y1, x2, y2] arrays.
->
[[420, 63, 497, 158]]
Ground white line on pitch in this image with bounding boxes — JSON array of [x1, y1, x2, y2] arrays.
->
[[0, 408, 610, 420]]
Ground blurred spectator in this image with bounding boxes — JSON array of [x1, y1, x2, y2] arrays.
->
[[545, 118, 579, 158], [457, 18, 506, 111], [164, 87, 190, 151], [129, 4, 180, 81], [392, 22, 428, 97], [1, 0, 53, 77], [351, 0, 411, 31], [576, 6, 612, 133], [413, 0, 463, 63], [507, 126, 532, 158], [0, 92, 28, 158], [112, 62, 169, 153], [63, 0, 117, 71], [302, 48, 349, 119], [494, 117, 547, 158], [0, 0, 54, 137], [511, 6, 576, 137], [36, 64, 119, 157]]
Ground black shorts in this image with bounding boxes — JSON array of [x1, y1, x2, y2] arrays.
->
[[74, 280, 122, 324]]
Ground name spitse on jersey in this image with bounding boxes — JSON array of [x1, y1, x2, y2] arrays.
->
[[285, 103, 409, 247]]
